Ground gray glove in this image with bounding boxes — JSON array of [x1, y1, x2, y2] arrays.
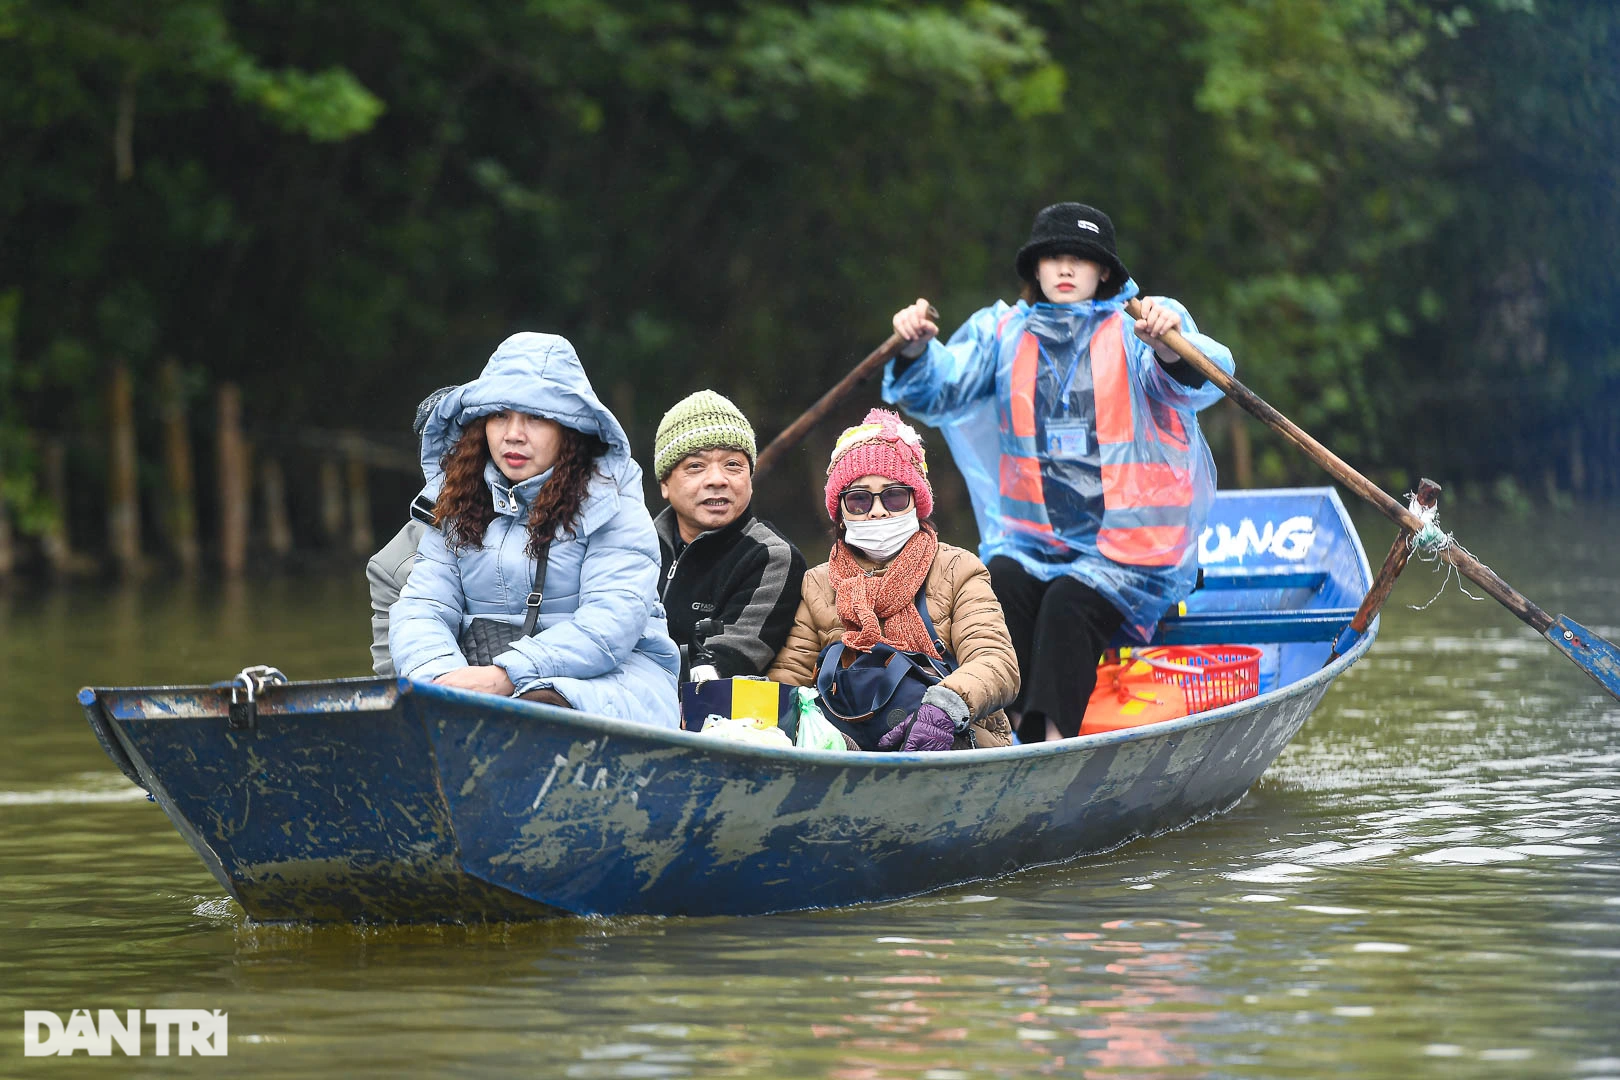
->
[[920, 684, 970, 735]]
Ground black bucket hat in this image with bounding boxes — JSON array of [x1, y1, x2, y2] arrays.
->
[[1014, 202, 1130, 300]]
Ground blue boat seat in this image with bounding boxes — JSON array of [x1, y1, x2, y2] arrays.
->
[[1145, 607, 1358, 645], [1197, 567, 1329, 591], [1110, 566, 1354, 647]]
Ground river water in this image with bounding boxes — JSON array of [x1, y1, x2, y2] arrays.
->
[[1, 505, 1616, 1078]]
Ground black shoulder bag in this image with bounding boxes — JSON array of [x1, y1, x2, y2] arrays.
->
[[457, 543, 551, 666], [813, 589, 959, 751]]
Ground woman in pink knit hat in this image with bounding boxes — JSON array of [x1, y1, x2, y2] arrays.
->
[[767, 409, 1018, 751]]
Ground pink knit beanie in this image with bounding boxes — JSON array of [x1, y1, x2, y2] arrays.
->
[[824, 408, 933, 521]]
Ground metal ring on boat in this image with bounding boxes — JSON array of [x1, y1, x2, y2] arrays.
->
[[228, 665, 289, 730]]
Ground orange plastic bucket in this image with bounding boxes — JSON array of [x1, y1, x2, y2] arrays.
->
[[1080, 657, 1190, 735], [1079, 646, 1262, 736]]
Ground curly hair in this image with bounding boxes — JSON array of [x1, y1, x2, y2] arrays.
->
[[434, 416, 609, 557]]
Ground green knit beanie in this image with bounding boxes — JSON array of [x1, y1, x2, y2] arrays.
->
[[653, 390, 757, 480]]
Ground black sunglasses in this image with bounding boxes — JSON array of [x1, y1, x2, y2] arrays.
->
[[840, 485, 914, 516]]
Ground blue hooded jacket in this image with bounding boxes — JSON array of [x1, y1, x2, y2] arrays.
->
[[883, 280, 1233, 640], [389, 333, 680, 726]]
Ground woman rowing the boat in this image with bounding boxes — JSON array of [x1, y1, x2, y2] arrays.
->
[[883, 203, 1233, 742], [767, 409, 1018, 751], [389, 333, 681, 725]]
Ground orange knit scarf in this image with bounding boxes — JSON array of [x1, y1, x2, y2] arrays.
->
[[828, 528, 940, 658]]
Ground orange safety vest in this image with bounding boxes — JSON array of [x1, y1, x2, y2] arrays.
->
[[997, 311, 1195, 566]]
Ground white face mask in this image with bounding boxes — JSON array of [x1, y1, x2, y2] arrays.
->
[[843, 509, 920, 561]]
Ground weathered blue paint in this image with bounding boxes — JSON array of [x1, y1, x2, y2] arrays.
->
[[413, 656, 1364, 917], [87, 678, 560, 922], [1547, 615, 1620, 700], [78, 687, 145, 791], [78, 488, 1376, 924]]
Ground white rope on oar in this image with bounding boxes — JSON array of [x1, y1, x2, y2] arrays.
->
[[1404, 491, 1485, 610]]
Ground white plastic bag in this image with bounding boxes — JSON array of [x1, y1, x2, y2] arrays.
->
[[699, 714, 793, 748]]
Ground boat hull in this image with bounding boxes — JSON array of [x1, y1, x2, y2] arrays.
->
[[79, 486, 1376, 922], [82, 680, 563, 922], [82, 641, 1360, 922], [417, 656, 1351, 917]]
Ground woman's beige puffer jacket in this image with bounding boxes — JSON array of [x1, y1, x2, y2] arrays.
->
[[767, 541, 1018, 748]]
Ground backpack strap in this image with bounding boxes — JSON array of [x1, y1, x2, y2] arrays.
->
[[520, 542, 551, 637], [913, 588, 956, 669]]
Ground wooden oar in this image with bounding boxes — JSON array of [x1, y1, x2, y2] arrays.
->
[[754, 306, 938, 480], [1123, 297, 1620, 702]]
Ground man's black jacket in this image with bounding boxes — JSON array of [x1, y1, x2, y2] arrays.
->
[[653, 505, 807, 681]]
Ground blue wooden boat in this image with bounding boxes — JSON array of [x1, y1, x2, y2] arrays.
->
[[79, 487, 1375, 923]]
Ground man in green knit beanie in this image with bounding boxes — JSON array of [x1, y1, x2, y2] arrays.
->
[[652, 390, 805, 684]]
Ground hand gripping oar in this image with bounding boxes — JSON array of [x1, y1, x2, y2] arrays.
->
[[754, 306, 939, 480], [1123, 297, 1620, 703]]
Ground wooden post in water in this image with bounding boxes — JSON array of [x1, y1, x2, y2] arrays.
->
[[260, 458, 294, 556], [1569, 424, 1586, 498], [318, 460, 344, 547], [612, 380, 637, 447], [158, 358, 199, 572], [217, 384, 250, 576], [106, 361, 143, 577], [38, 437, 76, 575], [1227, 399, 1254, 488], [0, 487, 12, 577], [1592, 422, 1608, 500], [0, 439, 13, 577], [1600, 417, 1613, 501], [345, 436, 373, 555]]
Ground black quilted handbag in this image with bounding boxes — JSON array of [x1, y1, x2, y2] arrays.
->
[[456, 544, 550, 665]]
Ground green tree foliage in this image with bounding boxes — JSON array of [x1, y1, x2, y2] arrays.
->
[[0, 0, 1615, 563]]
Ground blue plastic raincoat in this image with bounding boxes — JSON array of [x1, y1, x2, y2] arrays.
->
[[882, 279, 1233, 641], [389, 333, 681, 726]]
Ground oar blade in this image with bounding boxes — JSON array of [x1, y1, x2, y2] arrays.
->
[[1546, 616, 1620, 703]]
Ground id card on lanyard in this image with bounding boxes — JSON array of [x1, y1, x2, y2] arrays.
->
[[1038, 341, 1092, 461], [1045, 418, 1091, 460]]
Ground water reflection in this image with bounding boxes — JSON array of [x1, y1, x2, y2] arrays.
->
[[974, 918, 1219, 1079]]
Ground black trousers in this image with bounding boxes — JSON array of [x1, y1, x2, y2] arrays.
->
[[988, 556, 1126, 742]]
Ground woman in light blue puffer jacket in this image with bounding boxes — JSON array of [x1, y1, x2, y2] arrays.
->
[[389, 332, 680, 727]]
